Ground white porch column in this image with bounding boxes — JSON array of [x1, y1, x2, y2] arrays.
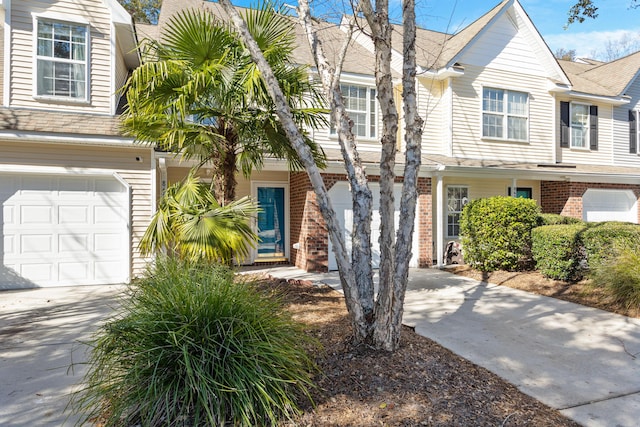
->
[[511, 178, 517, 197], [436, 173, 444, 268]]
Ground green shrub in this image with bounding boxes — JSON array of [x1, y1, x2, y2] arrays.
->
[[531, 224, 587, 281], [581, 222, 640, 270], [460, 196, 540, 271], [591, 246, 640, 309], [72, 257, 316, 427], [538, 213, 583, 226]]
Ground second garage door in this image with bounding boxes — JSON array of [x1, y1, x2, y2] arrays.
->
[[583, 189, 638, 223], [1, 173, 130, 288], [327, 182, 418, 271]]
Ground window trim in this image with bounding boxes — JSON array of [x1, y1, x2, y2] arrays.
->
[[481, 86, 530, 143], [446, 185, 469, 239], [560, 101, 598, 151], [329, 80, 378, 141], [32, 14, 91, 103], [569, 102, 590, 150]]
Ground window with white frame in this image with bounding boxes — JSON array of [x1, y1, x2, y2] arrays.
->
[[447, 186, 468, 238], [331, 84, 377, 138], [570, 103, 589, 149], [482, 88, 528, 141], [36, 19, 88, 100], [560, 101, 598, 150]]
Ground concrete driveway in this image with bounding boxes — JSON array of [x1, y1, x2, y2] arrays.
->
[[0, 285, 124, 427]]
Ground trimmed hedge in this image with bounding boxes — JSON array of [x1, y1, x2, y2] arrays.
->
[[581, 222, 640, 270], [538, 213, 583, 226], [460, 196, 540, 271], [531, 224, 587, 281]]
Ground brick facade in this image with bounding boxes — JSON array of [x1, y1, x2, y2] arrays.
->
[[289, 172, 432, 272], [541, 181, 640, 223]]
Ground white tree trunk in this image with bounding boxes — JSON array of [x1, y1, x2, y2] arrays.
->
[[297, 0, 375, 343], [217, 0, 372, 330], [220, 0, 422, 352]]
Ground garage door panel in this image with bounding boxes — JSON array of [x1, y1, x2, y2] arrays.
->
[[1, 173, 129, 288], [21, 205, 52, 224], [59, 263, 89, 281], [4, 235, 15, 254], [94, 233, 122, 252], [59, 234, 89, 253], [21, 264, 53, 282], [95, 206, 123, 223], [58, 206, 89, 224], [21, 235, 52, 254], [3, 205, 14, 223]]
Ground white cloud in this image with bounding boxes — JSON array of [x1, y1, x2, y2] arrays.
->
[[543, 28, 640, 60]]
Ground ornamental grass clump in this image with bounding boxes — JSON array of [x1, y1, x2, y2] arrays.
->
[[590, 246, 640, 310], [71, 257, 316, 426]]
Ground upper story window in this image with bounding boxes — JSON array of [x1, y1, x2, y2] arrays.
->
[[560, 101, 598, 150], [331, 83, 377, 139], [482, 88, 529, 141], [570, 104, 589, 148], [36, 19, 88, 101]]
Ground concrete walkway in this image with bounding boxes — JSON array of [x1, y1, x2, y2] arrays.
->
[[248, 265, 640, 427], [0, 285, 124, 426]]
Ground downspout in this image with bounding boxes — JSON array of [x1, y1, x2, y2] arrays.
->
[[446, 78, 454, 157], [158, 156, 167, 196]]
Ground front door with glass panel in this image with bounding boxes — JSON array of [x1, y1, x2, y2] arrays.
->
[[256, 187, 285, 259]]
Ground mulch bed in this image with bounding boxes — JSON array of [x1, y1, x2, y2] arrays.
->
[[258, 277, 580, 427]]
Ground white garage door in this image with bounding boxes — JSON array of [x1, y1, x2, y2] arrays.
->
[[327, 182, 419, 271], [583, 189, 638, 223], [1, 173, 129, 288]]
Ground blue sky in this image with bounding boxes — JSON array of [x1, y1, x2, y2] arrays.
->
[[422, 0, 640, 59], [229, 0, 640, 60]]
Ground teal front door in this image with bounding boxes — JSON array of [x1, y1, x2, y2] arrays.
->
[[256, 187, 285, 259]]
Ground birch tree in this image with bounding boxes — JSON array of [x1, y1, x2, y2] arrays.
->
[[219, 0, 423, 351]]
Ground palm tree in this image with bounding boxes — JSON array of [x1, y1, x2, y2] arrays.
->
[[139, 173, 259, 263], [122, 4, 326, 205]]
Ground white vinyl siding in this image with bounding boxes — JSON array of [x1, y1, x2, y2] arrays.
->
[[0, 140, 154, 278], [482, 87, 528, 141], [613, 78, 640, 167], [417, 77, 446, 155], [9, 0, 113, 112], [450, 65, 554, 162], [558, 99, 613, 165], [457, 9, 549, 77]]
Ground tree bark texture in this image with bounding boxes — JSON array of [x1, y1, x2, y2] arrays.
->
[[297, 0, 375, 343], [218, 0, 374, 338]]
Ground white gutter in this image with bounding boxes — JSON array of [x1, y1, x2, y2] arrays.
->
[[419, 66, 465, 80], [0, 131, 135, 146]]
